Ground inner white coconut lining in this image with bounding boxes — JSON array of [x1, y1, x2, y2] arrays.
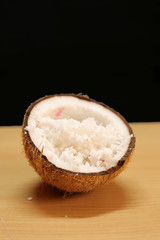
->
[[26, 96, 132, 173]]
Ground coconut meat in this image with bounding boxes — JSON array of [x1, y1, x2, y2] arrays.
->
[[25, 96, 132, 173]]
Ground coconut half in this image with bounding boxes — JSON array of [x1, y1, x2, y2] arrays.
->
[[22, 94, 135, 192]]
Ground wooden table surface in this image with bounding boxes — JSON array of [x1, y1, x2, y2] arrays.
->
[[0, 123, 160, 240]]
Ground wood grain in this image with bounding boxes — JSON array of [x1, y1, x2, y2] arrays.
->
[[0, 123, 160, 240]]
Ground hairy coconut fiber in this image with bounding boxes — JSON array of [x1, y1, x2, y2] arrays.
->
[[22, 94, 135, 193]]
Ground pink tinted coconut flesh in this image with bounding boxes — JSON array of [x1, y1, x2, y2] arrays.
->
[[54, 107, 64, 119]]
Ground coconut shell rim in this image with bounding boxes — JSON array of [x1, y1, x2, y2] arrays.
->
[[22, 93, 136, 177]]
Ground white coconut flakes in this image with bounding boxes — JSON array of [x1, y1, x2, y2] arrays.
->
[[26, 116, 131, 173]]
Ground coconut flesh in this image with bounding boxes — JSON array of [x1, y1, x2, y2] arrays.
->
[[25, 95, 133, 174]]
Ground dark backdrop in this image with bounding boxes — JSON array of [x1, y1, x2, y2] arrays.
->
[[0, 1, 160, 125]]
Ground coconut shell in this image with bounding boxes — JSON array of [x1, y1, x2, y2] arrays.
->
[[22, 94, 135, 193]]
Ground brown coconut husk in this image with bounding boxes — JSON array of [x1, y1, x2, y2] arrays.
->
[[22, 94, 135, 193]]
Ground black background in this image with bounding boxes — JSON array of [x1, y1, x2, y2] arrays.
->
[[0, 1, 160, 125]]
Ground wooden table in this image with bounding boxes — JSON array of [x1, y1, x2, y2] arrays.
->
[[0, 123, 160, 240]]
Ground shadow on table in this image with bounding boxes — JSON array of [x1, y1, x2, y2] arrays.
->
[[30, 179, 134, 218]]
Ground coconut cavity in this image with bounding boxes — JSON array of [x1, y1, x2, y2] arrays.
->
[[25, 95, 133, 173]]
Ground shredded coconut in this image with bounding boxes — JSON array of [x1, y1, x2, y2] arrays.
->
[[26, 117, 131, 173], [27, 197, 33, 201]]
